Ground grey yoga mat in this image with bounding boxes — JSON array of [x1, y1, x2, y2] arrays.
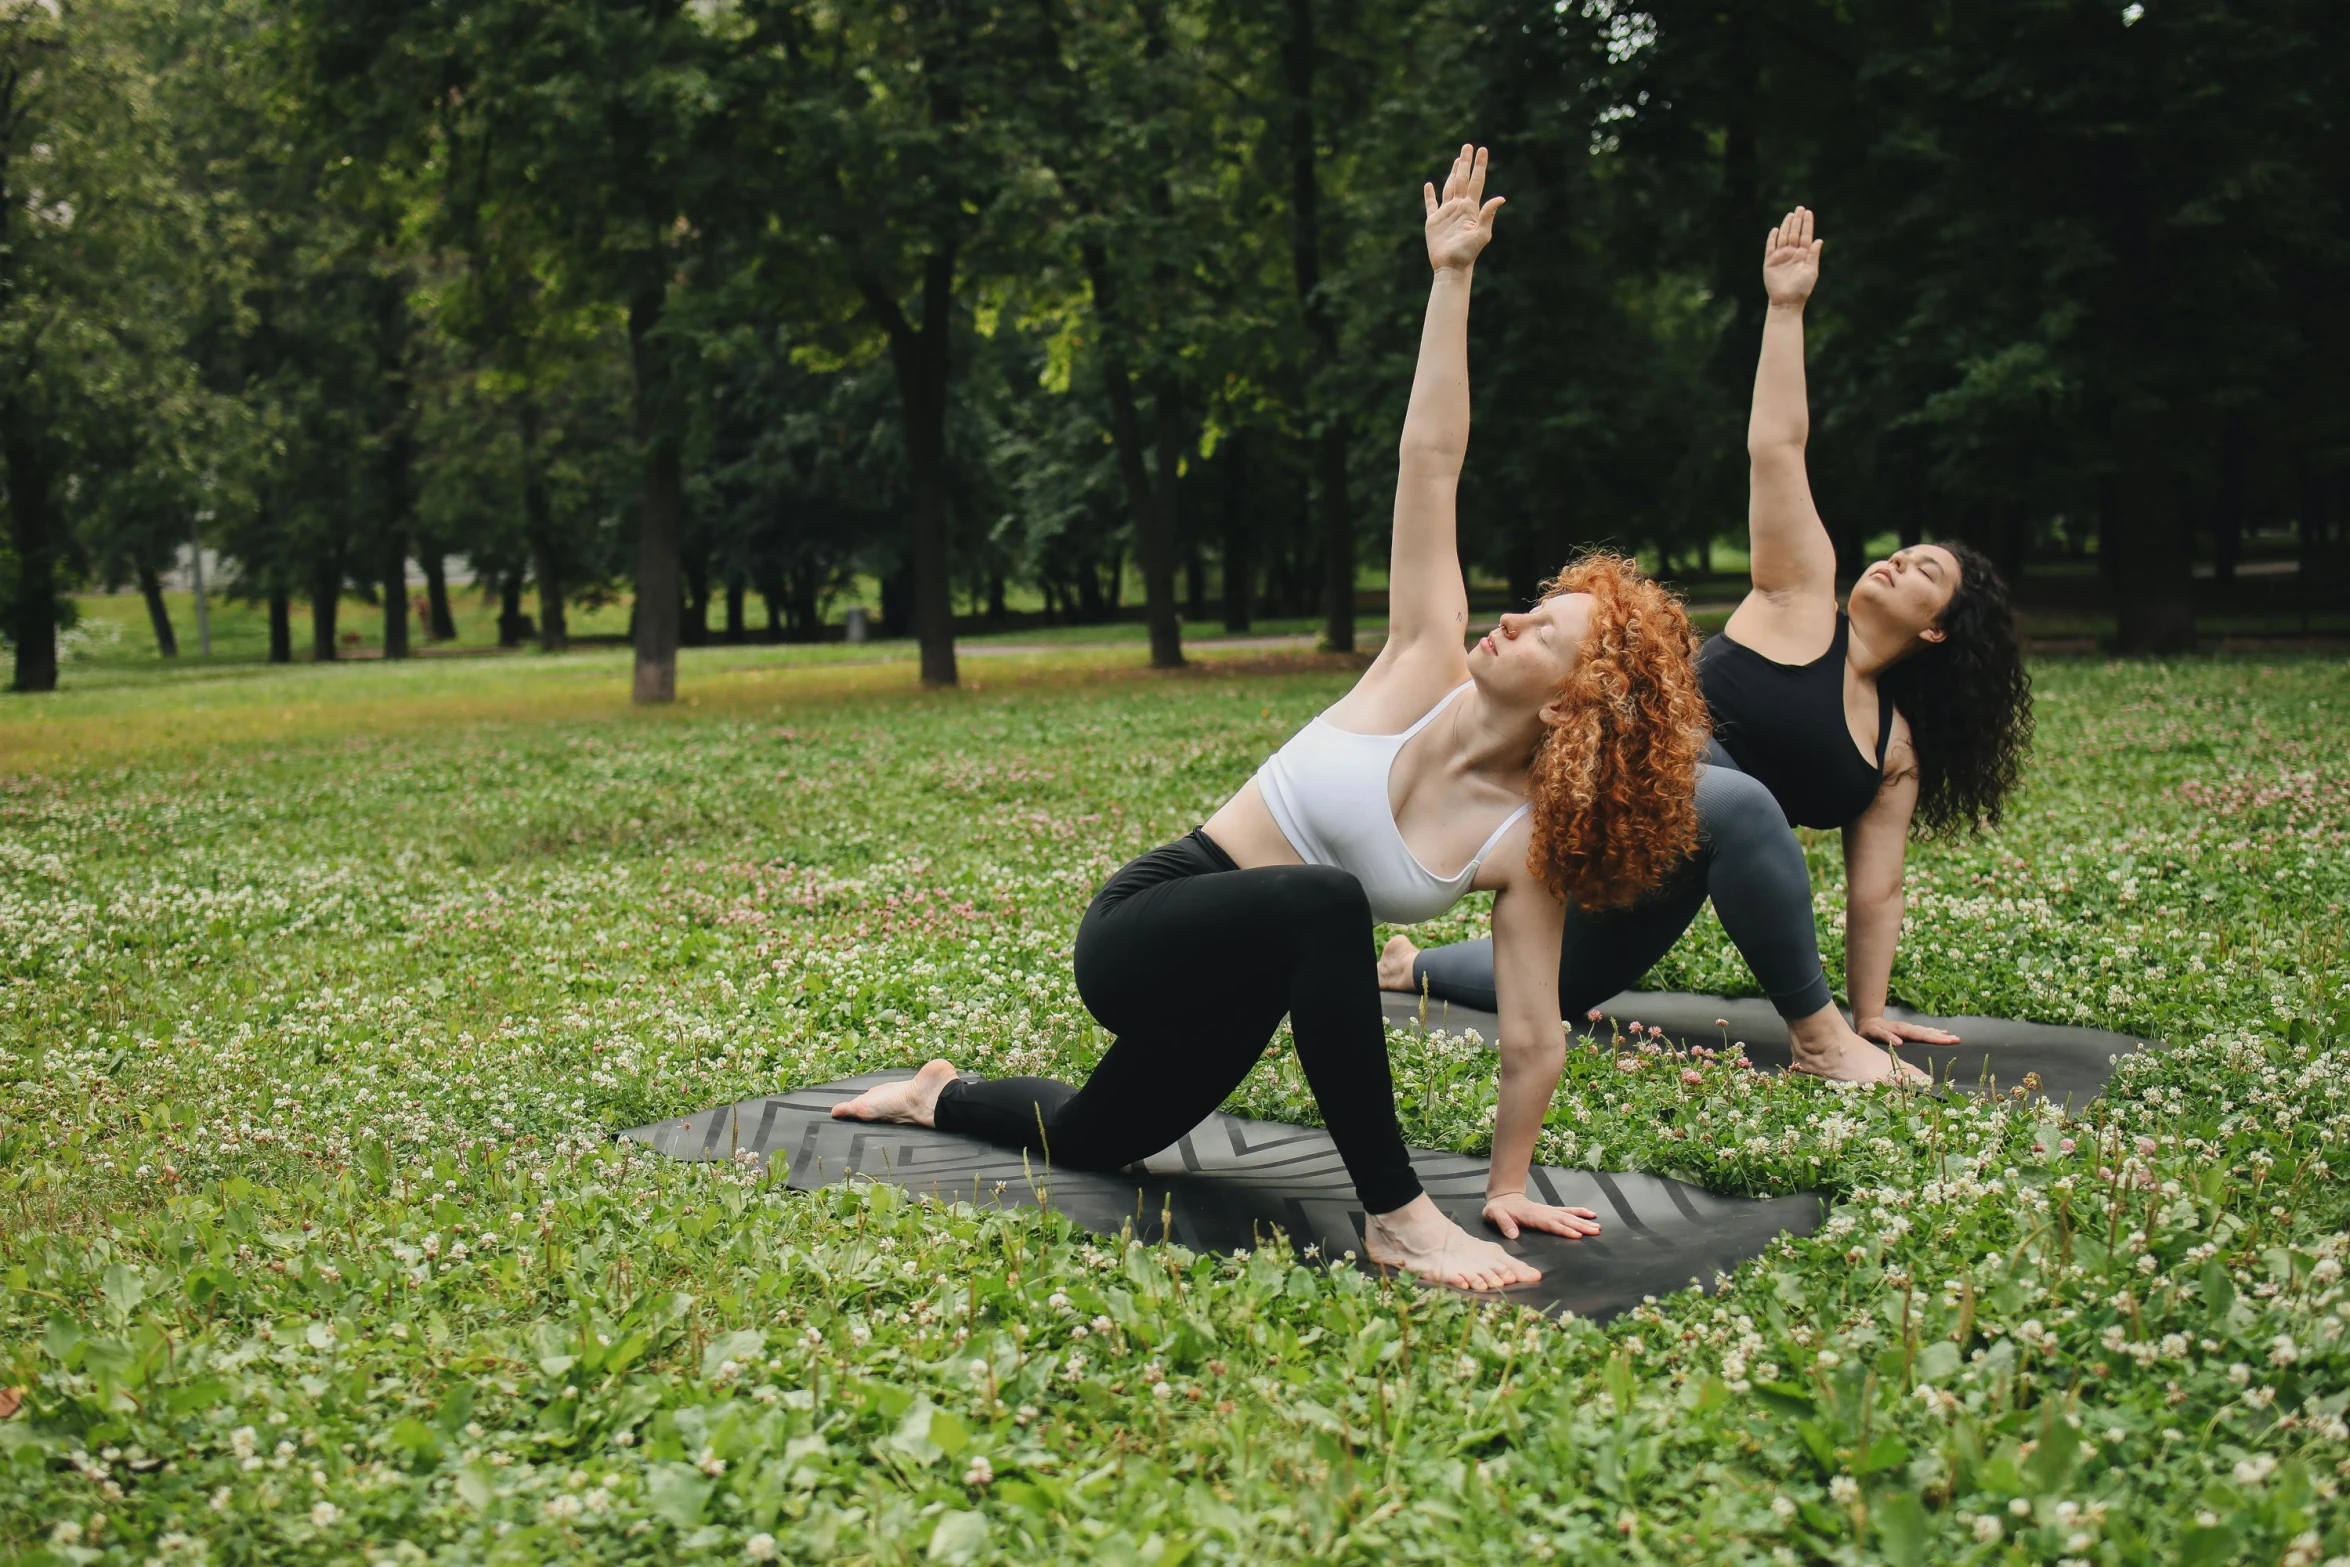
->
[[619, 1072, 1827, 1323], [1381, 990, 2157, 1105]]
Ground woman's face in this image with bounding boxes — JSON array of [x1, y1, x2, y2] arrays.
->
[[1470, 591, 1591, 710], [1849, 545, 1960, 640]]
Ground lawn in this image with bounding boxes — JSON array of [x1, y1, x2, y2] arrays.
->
[[2, 646, 2347, 1564]]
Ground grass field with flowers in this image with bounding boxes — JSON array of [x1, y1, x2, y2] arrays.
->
[[3, 643, 2348, 1566]]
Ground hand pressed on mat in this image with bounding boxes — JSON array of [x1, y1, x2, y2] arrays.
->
[[1483, 1190, 1603, 1241]]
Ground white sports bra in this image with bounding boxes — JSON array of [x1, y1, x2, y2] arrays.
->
[[1253, 682, 1532, 925]]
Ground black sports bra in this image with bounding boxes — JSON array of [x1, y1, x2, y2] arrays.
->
[[1698, 613, 1893, 829]]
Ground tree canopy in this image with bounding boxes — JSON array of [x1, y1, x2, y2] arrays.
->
[[5, 0, 2344, 693]]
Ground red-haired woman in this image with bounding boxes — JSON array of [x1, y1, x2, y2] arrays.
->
[[833, 147, 1711, 1291], [1387, 207, 2032, 1083]]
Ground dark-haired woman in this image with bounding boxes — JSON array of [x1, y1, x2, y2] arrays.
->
[[1384, 206, 2033, 1084]]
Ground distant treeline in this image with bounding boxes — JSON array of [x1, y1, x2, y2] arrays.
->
[[3, 0, 2344, 693]]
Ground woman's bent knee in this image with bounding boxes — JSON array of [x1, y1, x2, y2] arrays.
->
[[1698, 766, 1789, 845], [1267, 864, 1373, 931]]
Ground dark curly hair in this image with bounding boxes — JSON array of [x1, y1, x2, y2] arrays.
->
[[1877, 540, 2033, 835]]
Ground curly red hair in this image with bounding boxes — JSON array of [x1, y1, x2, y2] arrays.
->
[[1525, 553, 1711, 910]]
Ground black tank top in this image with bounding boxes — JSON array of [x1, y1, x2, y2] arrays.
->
[[1698, 613, 1893, 829]]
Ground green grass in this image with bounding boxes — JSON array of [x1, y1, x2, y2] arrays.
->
[[3, 649, 2348, 1564]]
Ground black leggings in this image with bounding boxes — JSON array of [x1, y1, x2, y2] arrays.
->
[[934, 830, 1423, 1214], [1409, 746, 1834, 1021]]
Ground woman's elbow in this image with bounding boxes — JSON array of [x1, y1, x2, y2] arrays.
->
[[1747, 427, 1809, 460]]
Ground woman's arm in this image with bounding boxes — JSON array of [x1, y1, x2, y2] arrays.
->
[[1385, 144, 1504, 653], [1724, 208, 1837, 649], [1482, 870, 1602, 1240], [1841, 725, 1960, 1048]]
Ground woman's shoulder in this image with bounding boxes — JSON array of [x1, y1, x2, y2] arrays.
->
[[1318, 642, 1469, 735]]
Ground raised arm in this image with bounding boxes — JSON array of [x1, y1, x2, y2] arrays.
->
[[1385, 144, 1504, 651], [1737, 208, 1837, 611]]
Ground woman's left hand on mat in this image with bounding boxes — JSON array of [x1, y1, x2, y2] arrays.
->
[[1856, 1015, 1961, 1048], [1483, 1191, 1602, 1240]]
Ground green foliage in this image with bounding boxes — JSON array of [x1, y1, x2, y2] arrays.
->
[[2, 652, 2347, 1560]]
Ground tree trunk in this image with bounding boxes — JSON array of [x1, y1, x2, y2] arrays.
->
[[2113, 431, 2195, 653], [137, 561, 179, 658], [987, 570, 1007, 624], [1086, 294, 1179, 659], [2211, 413, 2247, 586], [628, 285, 684, 703], [1283, 0, 1352, 654], [373, 267, 419, 662], [881, 564, 912, 637], [310, 561, 341, 662], [1221, 434, 1253, 632], [267, 588, 291, 664], [681, 548, 710, 648], [1506, 531, 1539, 607], [520, 397, 567, 652], [725, 577, 745, 642], [1993, 505, 2028, 587], [1141, 380, 1188, 667], [865, 253, 960, 687], [2096, 474, 2120, 593], [498, 573, 529, 647], [421, 551, 457, 641], [2296, 454, 2327, 574], [381, 525, 411, 660], [3, 420, 58, 693]]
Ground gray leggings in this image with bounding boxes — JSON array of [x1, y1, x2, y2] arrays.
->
[[1409, 747, 1834, 1020]]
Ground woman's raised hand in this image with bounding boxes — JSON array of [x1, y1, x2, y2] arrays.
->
[[1761, 205, 1824, 307], [1424, 143, 1505, 273]]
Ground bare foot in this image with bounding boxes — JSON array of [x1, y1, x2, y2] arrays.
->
[[1789, 1021, 1930, 1087], [830, 1060, 961, 1127], [1363, 1194, 1542, 1291], [1376, 934, 1422, 993]]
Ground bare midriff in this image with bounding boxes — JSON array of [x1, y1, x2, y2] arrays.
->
[[1198, 779, 1306, 872]]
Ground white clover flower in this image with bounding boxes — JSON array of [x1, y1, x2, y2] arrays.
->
[[744, 1533, 778, 1560], [2228, 1362, 2253, 1385], [1828, 1476, 1858, 1504], [2161, 1332, 2190, 1358], [1770, 1495, 1796, 1521], [1974, 1516, 2002, 1543], [229, 1427, 257, 1460], [2008, 1497, 2032, 1517], [963, 1456, 994, 1487], [309, 1501, 339, 1528], [544, 1493, 583, 1522]]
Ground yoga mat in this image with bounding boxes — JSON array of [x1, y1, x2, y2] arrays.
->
[[1381, 990, 2156, 1104], [620, 1072, 1826, 1323]]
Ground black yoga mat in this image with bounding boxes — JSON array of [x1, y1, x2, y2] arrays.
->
[[1382, 989, 2157, 1105], [619, 1072, 1826, 1323]]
